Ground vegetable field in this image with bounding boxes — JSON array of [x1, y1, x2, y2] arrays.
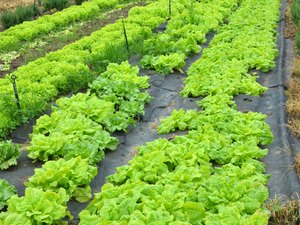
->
[[0, 0, 299, 224]]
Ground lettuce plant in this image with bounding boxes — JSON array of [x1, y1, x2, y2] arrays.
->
[[0, 188, 71, 224], [27, 112, 118, 164], [25, 157, 97, 202], [0, 140, 21, 170], [0, 179, 17, 211]]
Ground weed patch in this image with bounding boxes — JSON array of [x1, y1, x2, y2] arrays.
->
[[1, 4, 39, 29]]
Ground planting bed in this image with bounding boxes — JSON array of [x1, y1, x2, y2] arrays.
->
[[1, 0, 300, 224], [0, 1, 145, 78]]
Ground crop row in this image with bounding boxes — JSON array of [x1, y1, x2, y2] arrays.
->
[[79, 0, 281, 224], [0, 61, 151, 224], [181, 0, 280, 97], [0, 0, 169, 139], [0, 0, 141, 52], [27, 61, 151, 164], [80, 96, 273, 224], [140, 0, 240, 75]]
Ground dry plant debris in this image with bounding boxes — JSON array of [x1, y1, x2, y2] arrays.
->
[[285, 0, 298, 38], [285, 1, 300, 138], [0, 0, 34, 12], [265, 195, 300, 225], [286, 76, 300, 138], [295, 151, 300, 176]]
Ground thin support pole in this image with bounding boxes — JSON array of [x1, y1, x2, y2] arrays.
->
[[11, 74, 22, 119], [122, 18, 129, 52], [33, 0, 36, 19]]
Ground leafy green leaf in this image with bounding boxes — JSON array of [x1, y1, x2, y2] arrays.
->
[[0, 140, 21, 170], [141, 53, 186, 75], [25, 157, 97, 203], [27, 112, 118, 164], [0, 188, 71, 224], [0, 179, 17, 211]]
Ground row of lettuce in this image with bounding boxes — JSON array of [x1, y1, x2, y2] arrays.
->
[[139, 0, 240, 75], [79, 0, 280, 224], [0, 61, 152, 224], [0, 0, 142, 52], [80, 97, 273, 224]]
